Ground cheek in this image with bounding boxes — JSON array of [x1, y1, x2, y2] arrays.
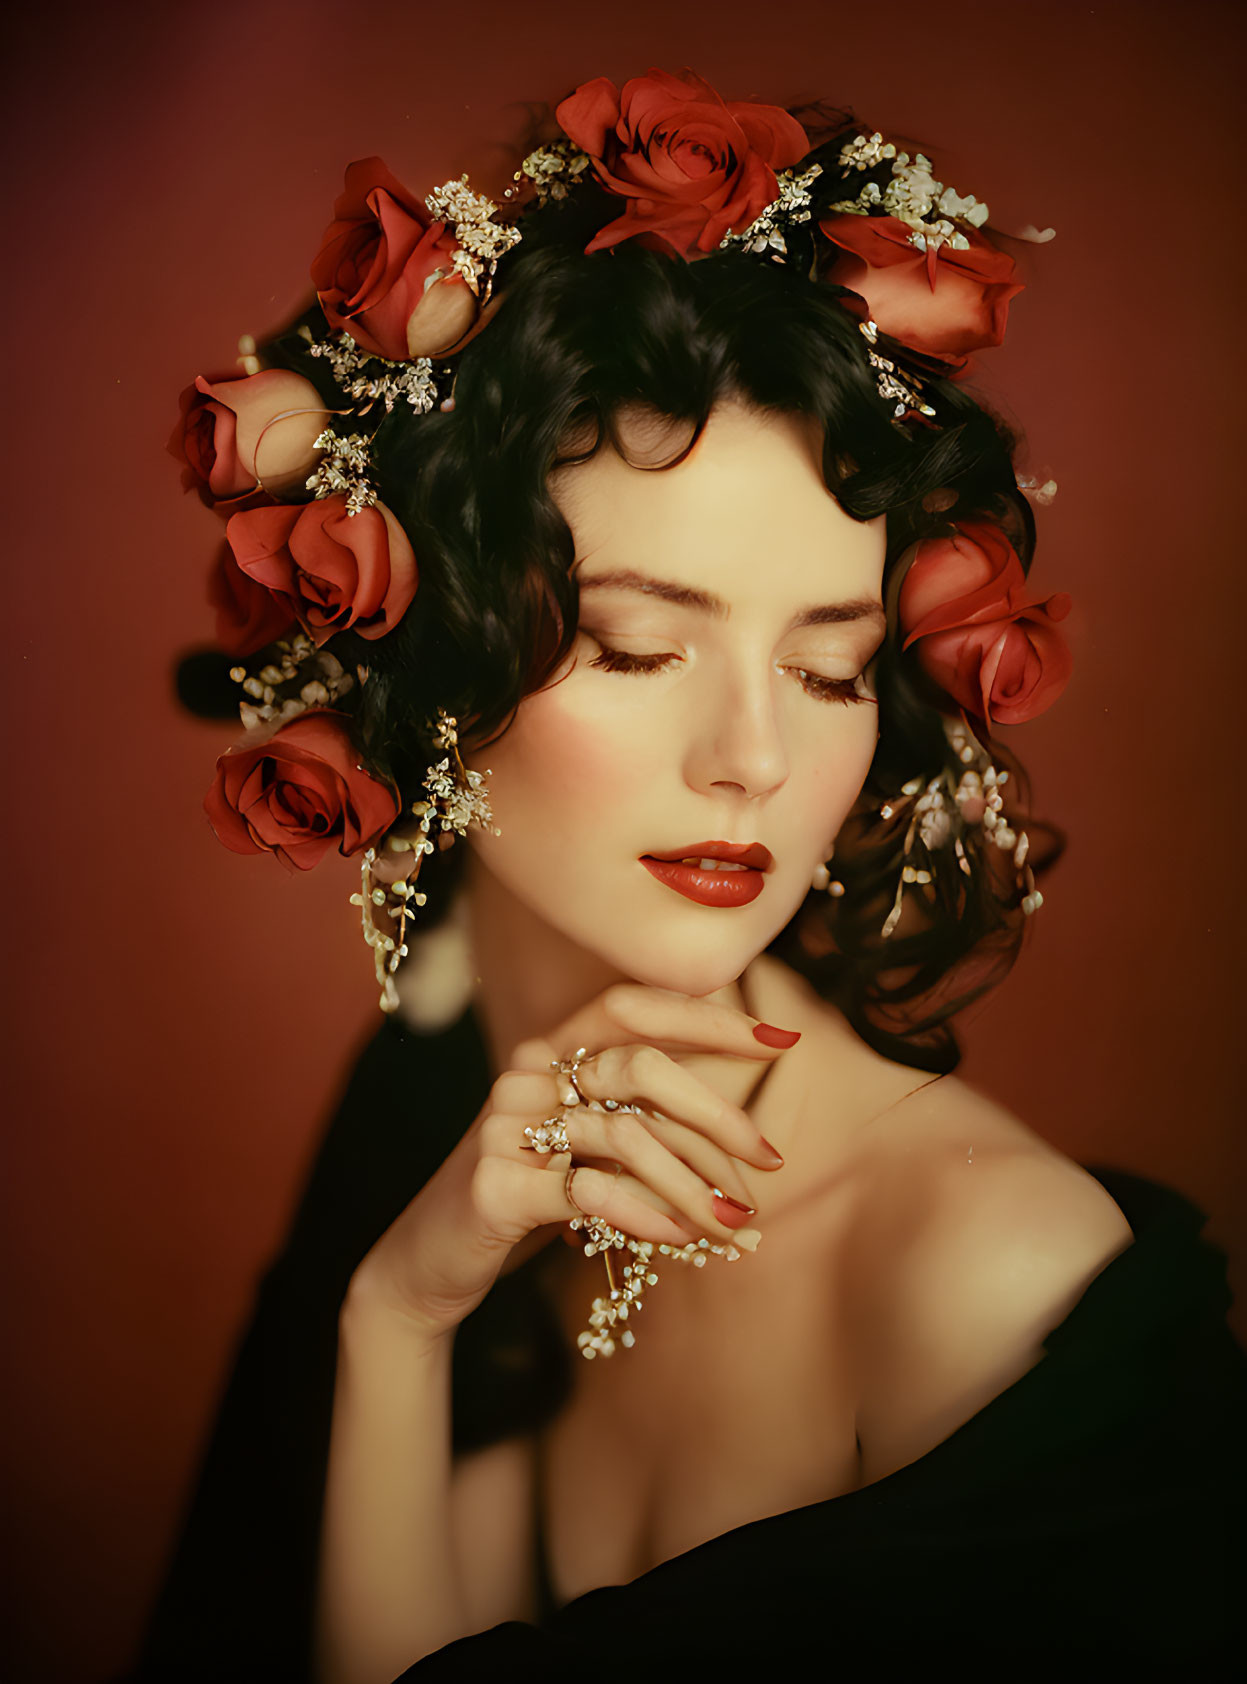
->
[[799, 712, 879, 836], [470, 688, 652, 821]]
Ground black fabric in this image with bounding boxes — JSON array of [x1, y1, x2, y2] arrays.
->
[[132, 1007, 1247, 1683]]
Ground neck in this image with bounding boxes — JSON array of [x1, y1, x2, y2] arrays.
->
[[462, 849, 749, 1078]]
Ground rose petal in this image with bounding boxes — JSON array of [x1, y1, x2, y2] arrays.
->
[[228, 498, 417, 646], [559, 66, 806, 258], [555, 76, 623, 157], [989, 608, 1074, 723], [186, 378, 254, 500], [898, 523, 1073, 725], [192, 370, 326, 498], [405, 273, 479, 359], [822, 215, 1024, 358], [729, 102, 809, 167], [899, 525, 1027, 645], [312, 158, 459, 360], [209, 545, 296, 657], [203, 710, 401, 871]]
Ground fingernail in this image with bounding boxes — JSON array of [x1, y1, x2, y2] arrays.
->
[[759, 1137, 785, 1166], [711, 1193, 757, 1229], [752, 1023, 801, 1048], [711, 1187, 756, 1216], [732, 1227, 763, 1252]]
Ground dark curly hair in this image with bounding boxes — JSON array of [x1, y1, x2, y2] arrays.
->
[[187, 124, 1062, 1075]]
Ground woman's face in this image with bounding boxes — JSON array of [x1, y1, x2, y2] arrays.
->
[[462, 400, 887, 997]]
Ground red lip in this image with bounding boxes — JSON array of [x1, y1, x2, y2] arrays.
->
[[644, 840, 773, 870], [640, 841, 771, 909]]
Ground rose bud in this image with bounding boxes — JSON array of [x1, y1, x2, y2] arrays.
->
[[899, 523, 1073, 726], [204, 709, 400, 871], [312, 158, 475, 361], [208, 543, 296, 657], [174, 369, 327, 502], [226, 495, 417, 646], [405, 271, 479, 359], [820, 214, 1024, 361]]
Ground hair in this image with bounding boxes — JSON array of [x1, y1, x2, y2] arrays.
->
[[197, 121, 1062, 1075]]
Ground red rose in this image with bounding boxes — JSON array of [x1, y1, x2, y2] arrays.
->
[[556, 67, 808, 257], [225, 496, 417, 646], [204, 710, 400, 870], [311, 158, 475, 360], [898, 522, 1072, 725], [820, 215, 1023, 360], [208, 544, 296, 656], [172, 370, 327, 501]]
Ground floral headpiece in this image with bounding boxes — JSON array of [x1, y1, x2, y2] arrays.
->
[[174, 66, 1072, 1009]]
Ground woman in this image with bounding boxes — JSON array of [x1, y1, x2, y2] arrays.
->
[[144, 70, 1245, 1682]]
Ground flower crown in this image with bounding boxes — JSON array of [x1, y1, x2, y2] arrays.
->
[[175, 66, 1072, 1010]]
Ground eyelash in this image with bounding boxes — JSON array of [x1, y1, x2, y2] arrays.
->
[[586, 645, 875, 706]]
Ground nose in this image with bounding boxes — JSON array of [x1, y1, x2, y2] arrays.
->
[[682, 661, 789, 803]]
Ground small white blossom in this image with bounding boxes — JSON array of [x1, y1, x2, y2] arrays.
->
[[304, 329, 440, 415]]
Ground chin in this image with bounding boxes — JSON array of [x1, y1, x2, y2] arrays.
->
[[577, 877, 812, 997], [601, 925, 769, 998]]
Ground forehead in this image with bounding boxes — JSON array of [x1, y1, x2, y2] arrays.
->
[[549, 401, 886, 597]]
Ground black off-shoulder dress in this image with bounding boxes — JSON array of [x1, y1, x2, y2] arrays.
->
[[132, 1008, 1247, 1683]]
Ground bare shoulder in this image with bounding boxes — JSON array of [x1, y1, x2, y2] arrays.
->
[[848, 1075, 1136, 1486]]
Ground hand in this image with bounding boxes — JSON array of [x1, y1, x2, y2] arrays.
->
[[346, 983, 795, 1341]]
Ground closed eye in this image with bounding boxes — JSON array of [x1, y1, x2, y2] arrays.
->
[[586, 645, 876, 706], [791, 668, 877, 706], [587, 647, 676, 676]]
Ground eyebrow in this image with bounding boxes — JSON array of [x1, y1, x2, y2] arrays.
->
[[576, 567, 886, 630]]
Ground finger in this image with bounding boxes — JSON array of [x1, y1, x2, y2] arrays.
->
[[563, 1106, 756, 1244], [509, 1036, 559, 1074], [638, 1112, 758, 1211], [574, 1041, 777, 1172], [491, 1098, 742, 1218], [548, 983, 800, 1068], [486, 1068, 559, 1118], [490, 1114, 707, 1242], [567, 1161, 761, 1254], [512, 1156, 697, 1247]]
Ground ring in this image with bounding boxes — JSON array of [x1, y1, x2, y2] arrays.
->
[[564, 1159, 622, 1217], [564, 1161, 588, 1214], [521, 1113, 572, 1155], [552, 1046, 591, 1107]]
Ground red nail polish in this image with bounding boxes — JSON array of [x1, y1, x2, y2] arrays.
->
[[759, 1137, 785, 1166], [753, 1023, 801, 1048], [711, 1191, 757, 1228]]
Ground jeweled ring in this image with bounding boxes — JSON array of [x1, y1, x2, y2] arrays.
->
[[552, 1046, 591, 1107], [521, 1113, 572, 1155]]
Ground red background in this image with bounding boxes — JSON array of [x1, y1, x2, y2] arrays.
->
[[4, 2, 1244, 1679]]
